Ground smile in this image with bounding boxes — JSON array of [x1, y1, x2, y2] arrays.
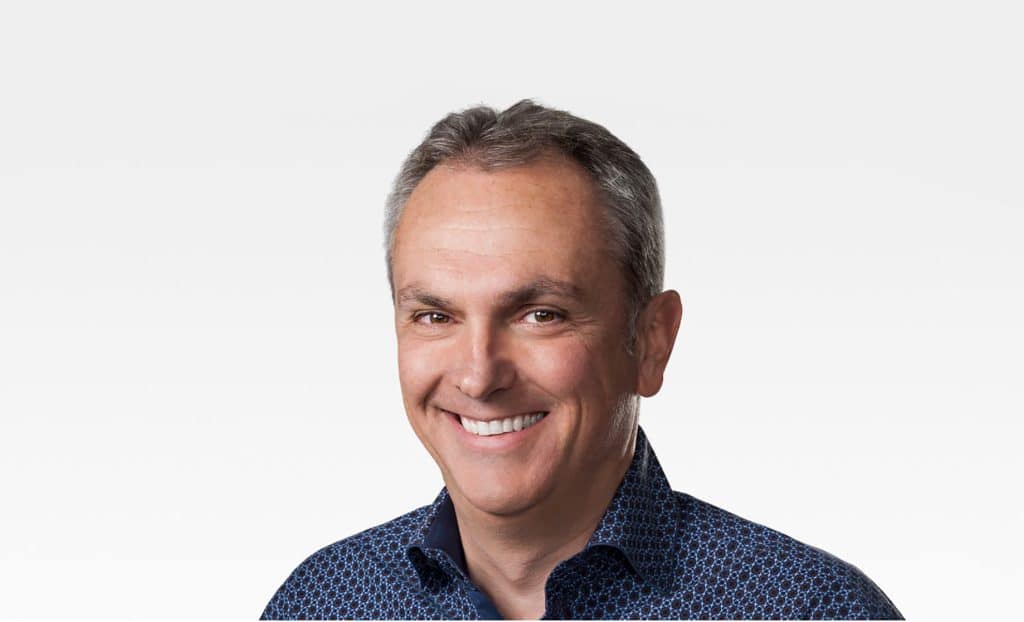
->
[[457, 412, 548, 436]]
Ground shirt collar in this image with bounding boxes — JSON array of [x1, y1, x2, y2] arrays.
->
[[584, 426, 679, 592], [420, 488, 467, 574], [406, 488, 469, 585], [407, 426, 679, 592]]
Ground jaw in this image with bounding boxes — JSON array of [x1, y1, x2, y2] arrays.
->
[[410, 394, 638, 521], [430, 410, 567, 518]]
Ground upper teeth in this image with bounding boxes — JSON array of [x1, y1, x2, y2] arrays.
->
[[460, 412, 546, 436]]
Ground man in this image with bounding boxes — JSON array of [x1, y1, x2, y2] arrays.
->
[[261, 100, 901, 620]]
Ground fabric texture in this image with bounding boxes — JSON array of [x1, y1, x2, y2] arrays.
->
[[261, 428, 901, 619]]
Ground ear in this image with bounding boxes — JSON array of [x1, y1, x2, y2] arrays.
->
[[634, 290, 683, 397]]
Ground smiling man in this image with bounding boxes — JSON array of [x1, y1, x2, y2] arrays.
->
[[261, 101, 901, 620]]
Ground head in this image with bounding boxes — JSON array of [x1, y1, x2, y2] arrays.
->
[[385, 100, 682, 520]]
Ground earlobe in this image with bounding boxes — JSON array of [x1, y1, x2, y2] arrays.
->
[[635, 290, 683, 398]]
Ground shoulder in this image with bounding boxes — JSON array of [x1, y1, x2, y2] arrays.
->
[[260, 505, 437, 620], [669, 492, 902, 619]]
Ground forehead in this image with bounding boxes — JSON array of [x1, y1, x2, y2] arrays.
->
[[391, 156, 621, 301]]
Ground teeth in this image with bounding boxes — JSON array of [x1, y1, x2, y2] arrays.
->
[[460, 412, 546, 437]]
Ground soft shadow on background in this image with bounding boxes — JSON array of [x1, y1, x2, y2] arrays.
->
[[1, 1, 1021, 619]]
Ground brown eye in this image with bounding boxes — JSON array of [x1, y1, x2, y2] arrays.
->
[[416, 312, 450, 325], [526, 309, 562, 324]]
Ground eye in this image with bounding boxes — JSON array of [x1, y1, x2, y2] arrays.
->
[[523, 309, 564, 324], [414, 311, 451, 325]]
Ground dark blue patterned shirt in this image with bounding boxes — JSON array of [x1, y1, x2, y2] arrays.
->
[[261, 428, 901, 619]]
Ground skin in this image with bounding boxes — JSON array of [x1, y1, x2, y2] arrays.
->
[[391, 154, 683, 619]]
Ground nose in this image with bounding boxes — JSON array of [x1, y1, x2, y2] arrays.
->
[[452, 320, 516, 401]]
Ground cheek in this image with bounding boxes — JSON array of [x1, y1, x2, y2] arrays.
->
[[396, 336, 442, 406], [522, 337, 600, 398]]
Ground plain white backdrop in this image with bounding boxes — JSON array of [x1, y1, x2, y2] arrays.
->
[[1, 1, 1021, 619]]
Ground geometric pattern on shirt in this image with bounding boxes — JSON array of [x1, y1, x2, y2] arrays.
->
[[260, 427, 902, 619]]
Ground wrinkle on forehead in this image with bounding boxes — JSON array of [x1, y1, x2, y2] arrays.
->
[[398, 215, 590, 268], [396, 276, 587, 311], [391, 156, 624, 307]]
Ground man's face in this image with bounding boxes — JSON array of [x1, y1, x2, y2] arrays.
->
[[391, 155, 640, 518]]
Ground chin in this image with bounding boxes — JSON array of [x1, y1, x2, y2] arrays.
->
[[449, 470, 550, 517]]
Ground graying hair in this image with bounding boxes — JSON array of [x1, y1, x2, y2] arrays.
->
[[383, 99, 664, 346]]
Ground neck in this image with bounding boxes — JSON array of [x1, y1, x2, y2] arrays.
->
[[448, 443, 636, 619]]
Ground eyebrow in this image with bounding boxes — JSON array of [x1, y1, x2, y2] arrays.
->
[[395, 277, 585, 309]]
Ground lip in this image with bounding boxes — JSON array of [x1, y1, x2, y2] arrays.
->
[[440, 407, 549, 450]]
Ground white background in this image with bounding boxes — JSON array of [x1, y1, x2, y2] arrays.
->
[[1, 1, 1021, 619]]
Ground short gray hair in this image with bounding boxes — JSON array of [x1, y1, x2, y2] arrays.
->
[[384, 99, 664, 344]]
